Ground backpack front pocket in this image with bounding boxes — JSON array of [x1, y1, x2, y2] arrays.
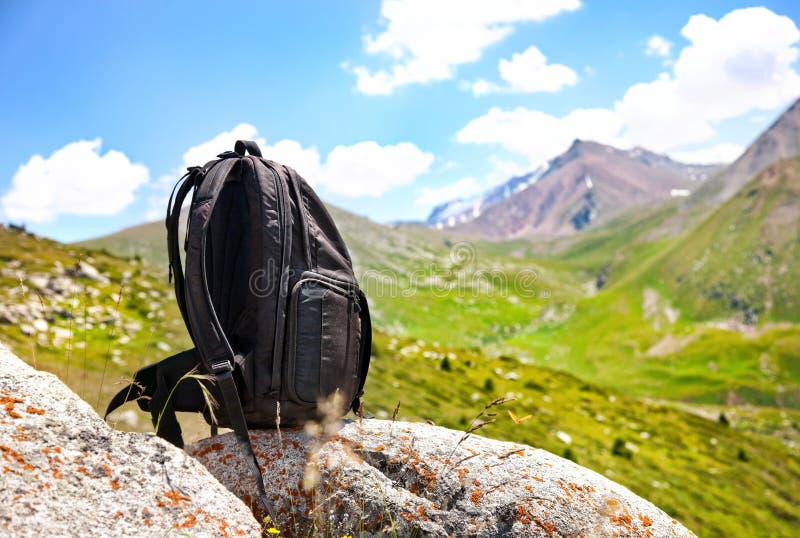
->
[[284, 273, 361, 408]]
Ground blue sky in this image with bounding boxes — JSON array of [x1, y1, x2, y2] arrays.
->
[[1, 1, 799, 242]]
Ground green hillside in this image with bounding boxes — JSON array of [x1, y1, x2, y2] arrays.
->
[[2, 224, 799, 536], [365, 334, 800, 538], [78, 218, 175, 268], [503, 160, 800, 408], [0, 226, 191, 420], [648, 157, 800, 323], [40, 154, 800, 537]]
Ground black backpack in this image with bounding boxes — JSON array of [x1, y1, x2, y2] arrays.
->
[[106, 140, 372, 509]]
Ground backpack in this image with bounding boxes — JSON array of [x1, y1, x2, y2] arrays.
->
[[106, 140, 372, 510]]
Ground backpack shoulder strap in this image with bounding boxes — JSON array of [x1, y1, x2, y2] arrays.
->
[[166, 168, 203, 343], [182, 147, 272, 517]]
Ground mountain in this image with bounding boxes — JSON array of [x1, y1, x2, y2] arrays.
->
[[693, 97, 800, 206], [651, 156, 800, 323], [426, 169, 543, 227], [435, 140, 719, 239]]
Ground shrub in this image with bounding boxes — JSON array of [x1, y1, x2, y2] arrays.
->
[[483, 378, 495, 392], [612, 438, 633, 459], [737, 448, 749, 462], [718, 412, 730, 426], [440, 356, 451, 372], [563, 447, 576, 462]]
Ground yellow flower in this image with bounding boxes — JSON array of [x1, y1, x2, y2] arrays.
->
[[262, 515, 271, 525], [267, 528, 281, 535]]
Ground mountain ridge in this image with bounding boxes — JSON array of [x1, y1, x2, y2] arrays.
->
[[437, 140, 719, 239]]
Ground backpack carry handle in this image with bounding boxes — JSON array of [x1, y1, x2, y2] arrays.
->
[[234, 139, 263, 157]]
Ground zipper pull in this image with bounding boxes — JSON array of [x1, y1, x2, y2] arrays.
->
[[353, 298, 361, 313]]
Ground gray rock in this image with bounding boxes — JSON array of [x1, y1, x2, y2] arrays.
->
[[27, 273, 51, 290], [67, 261, 109, 285], [48, 275, 75, 295], [0, 342, 260, 537], [190, 420, 695, 537], [0, 305, 19, 325]]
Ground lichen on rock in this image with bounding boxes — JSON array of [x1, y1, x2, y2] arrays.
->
[[0, 342, 260, 537], [190, 419, 696, 537]]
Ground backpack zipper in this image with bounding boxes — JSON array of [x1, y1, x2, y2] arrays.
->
[[284, 275, 358, 405], [262, 161, 293, 399]]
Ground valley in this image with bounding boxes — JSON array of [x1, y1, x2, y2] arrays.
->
[[1, 98, 797, 536]]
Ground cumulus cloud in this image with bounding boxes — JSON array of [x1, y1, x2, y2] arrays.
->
[[415, 177, 483, 207], [618, 7, 800, 150], [472, 46, 578, 96], [323, 141, 434, 197], [1, 139, 148, 223], [145, 125, 434, 218], [457, 107, 624, 168], [669, 143, 745, 165], [347, 0, 581, 94], [645, 35, 672, 57], [145, 124, 325, 219], [458, 7, 800, 166], [485, 156, 529, 186]]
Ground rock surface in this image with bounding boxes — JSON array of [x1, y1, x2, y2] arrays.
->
[[0, 342, 260, 537], [190, 419, 696, 537]]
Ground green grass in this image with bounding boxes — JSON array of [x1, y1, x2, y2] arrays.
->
[[0, 226, 191, 430], [13, 157, 800, 538], [362, 333, 800, 537]]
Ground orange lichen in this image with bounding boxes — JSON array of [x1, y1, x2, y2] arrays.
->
[[101, 463, 113, 477], [533, 517, 559, 537], [193, 442, 225, 458], [174, 513, 198, 529], [110, 480, 121, 490], [638, 514, 653, 527], [516, 505, 533, 524], [164, 489, 191, 506], [469, 488, 484, 504], [12, 426, 32, 443], [1, 445, 27, 466], [25, 406, 45, 415], [611, 512, 634, 528], [1, 394, 24, 419]]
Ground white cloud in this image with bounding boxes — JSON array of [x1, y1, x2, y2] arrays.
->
[[457, 106, 625, 168], [485, 156, 529, 186], [261, 139, 324, 182], [472, 46, 578, 95], [182, 123, 263, 166], [347, 0, 581, 94], [145, 124, 325, 219], [618, 7, 800, 151], [669, 143, 745, 165], [415, 176, 483, 207], [458, 7, 800, 166], [145, 125, 434, 218], [645, 35, 672, 57], [1, 139, 148, 223], [323, 141, 434, 197]]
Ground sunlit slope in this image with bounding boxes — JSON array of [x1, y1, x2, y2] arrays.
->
[[647, 157, 800, 323], [81, 204, 585, 348], [0, 226, 192, 426], [506, 159, 800, 407], [364, 334, 800, 538], [5, 211, 800, 537]]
